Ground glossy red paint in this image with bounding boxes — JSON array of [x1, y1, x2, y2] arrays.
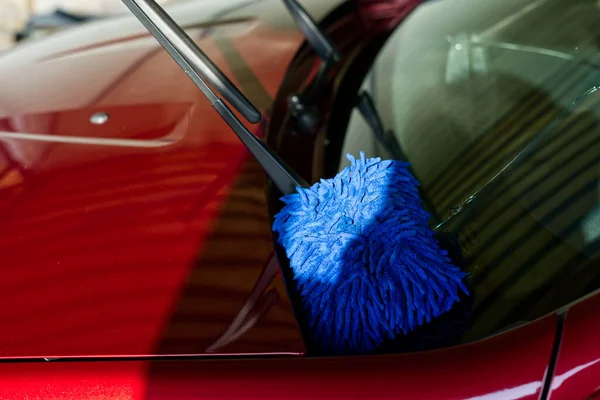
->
[[0, 314, 557, 399], [0, 0, 349, 358], [548, 293, 600, 400]]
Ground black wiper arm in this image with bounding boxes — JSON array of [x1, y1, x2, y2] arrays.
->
[[356, 91, 386, 143], [121, 0, 308, 195], [281, 0, 340, 65], [356, 91, 406, 161], [122, 0, 260, 124]]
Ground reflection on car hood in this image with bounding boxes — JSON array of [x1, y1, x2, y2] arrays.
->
[[0, 0, 342, 359]]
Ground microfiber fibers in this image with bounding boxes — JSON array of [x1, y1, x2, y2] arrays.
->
[[272, 152, 469, 354]]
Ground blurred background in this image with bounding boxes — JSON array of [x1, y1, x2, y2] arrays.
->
[[0, 0, 176, 50]]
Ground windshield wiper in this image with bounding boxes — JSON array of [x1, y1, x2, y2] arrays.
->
[[356, 91, 406, 161], [121, 0, 308, 195], [283, 0, 340, 134]]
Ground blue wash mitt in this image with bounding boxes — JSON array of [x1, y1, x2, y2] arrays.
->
[[272, 152, 469, 354]]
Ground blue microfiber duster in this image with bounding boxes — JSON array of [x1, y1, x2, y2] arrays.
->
[[125, 0, 469, 358], [273, 152, 469, 354]]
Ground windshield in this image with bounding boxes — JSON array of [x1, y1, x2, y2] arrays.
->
[[336, 0, 600, 343]]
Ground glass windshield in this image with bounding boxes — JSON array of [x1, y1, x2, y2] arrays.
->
[[337, 0, 600, 342]]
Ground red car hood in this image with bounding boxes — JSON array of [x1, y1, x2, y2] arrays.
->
[[0, 0, 341, 359]]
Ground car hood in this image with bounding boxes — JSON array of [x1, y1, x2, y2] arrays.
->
[[0, 0, 341, 359]]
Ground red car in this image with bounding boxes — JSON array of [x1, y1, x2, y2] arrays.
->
[[0, 0, 598, 398]]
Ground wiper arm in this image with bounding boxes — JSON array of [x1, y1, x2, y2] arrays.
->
[[281, 0, 339, 65], [122, 0, 259, 123], [356, 91, 406, 161], [121, 0, 308, 195], [282, 0, 340, 134]]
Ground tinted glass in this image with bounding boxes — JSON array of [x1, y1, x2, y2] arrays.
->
[[336, 0, 600, 342]]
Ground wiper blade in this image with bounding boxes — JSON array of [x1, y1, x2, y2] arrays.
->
[[122, 0, 259, 123], [121, 0, 308, 195], [356, 91, 406, 161], [281, 0, 339, 65]]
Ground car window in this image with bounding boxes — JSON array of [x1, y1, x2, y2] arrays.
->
[[337, 0, 600, 342]]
